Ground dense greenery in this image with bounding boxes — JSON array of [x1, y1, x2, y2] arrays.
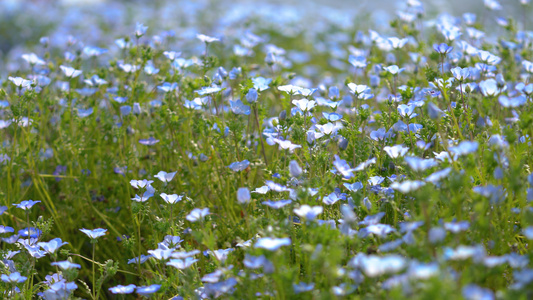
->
[[1, 0, 533, 299]]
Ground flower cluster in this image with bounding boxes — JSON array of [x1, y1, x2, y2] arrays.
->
[[1, 0, 533, 298]]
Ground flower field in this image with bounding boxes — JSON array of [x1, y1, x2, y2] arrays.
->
[[1, 0, 533, 299]]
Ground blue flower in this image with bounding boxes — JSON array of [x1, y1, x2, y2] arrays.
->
[[1, 272, 27, 284], [262, 200, 292, 209], [136, 284, 161, 297], [13, 200, 41, 210], [293, 205, 323, 221], [139, 137, 160, 146], [0, 225, 14, 234], [109, 284, 136, 294], [237, 187, 251, 204], [197, 34, 219, 43], [154, 171, 177, 183], [134, 22, 148, 38], [229, 99, 251, 115], [228, 160, 250, 172], [195, 85, 222, 95], [186, 208, 210, 222], [51, 261, 81, 270], [80, 228, 107, 239], [252, 77, 272, 91], [255, 237, 291, 251], [37, 238, 68, 254], [160, 193, 183, 204], [433, 43, 453, 54], [60, 65, 82, 78], [245, 88, 258, 103]]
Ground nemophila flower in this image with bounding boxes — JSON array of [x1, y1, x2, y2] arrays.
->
[[160, 193, 182, 204], [484, 0, 502, 10], [449, 141, 478, 157], [293, 205, 323, 221], [278, 84, 301, 94], [522, 60, 533, 73], [136, 284, 161, 297], [433, 43, 453, 54], [37, 238, 68, 255], [59, 65, 82, 78], [1, 272, 27, 284], [154, 171, 177, 183], [132, 185, 155, 202], [163, 50, 181, 61], [477, 50, 501, 65], [158, 82, 178, 93], [384, 144, 409, 159], [347, 83, 370, 95], [397, 104, 417, 119], [197, 34, 219, 43], [479, 79, 501, 97], [167, 257, 198, 269], [322, 112, 343, 122], [118, 62, 140, 73], [255, 237, 291, 251], [130, 179, 154, 189], [250, 77, 270, 91], [8, 76, 32, 88], [252, 185, 270, 195], [390, 180, 425, 193], [343, 182, 363, 192], [229, 99, 251, 115], [51, 261, 81, 270], [383, 65, 405, 75], [228, 159, 250, 172], [236, 187, 251, 204], [262, 199, 292, 209], [451, 67, 470, 81], [272, 138, 302, 152], [246, 88, 258, 103], [13, 200, 41, 210], [109, 284, 136, 294], [462, 284, 494, 300], [196, 85, 222, 95], [354, 157, 377, 172], [139, 137, 160, 145], [83, 46, 107, 57], [426, 167, 452, 184], [292, 99, 315, 111], [333, 155, 355, 179], [404, 156, 438, 171], [22, 53, 45, 65], [79, 228, 107, 239], [359, 224, 395, 238], [77, 107, 94, 118], [0, 226, 14, 234], [444, 220, 470, 233], [368, 176, 385, 186], [289, 160, 302, 177], [128, 255, 152, 265], [348, 55, 367, 68], [186, 208, 210, 222], [388, 37, 408, 49], [134, 22, 148, 38], [352, 253, 406, 277], [148, 248, 174, 260], [443, 245, 486, 261]]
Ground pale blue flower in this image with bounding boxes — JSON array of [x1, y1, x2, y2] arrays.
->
[[79, 228, 107, 239], [109, 284, 136, 294], [255, 237, 291, 251], [51, 261, 81, 270], [186, 208, 210, 222]]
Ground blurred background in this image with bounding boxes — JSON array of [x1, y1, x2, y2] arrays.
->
[[0, 0, 528, 64]]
